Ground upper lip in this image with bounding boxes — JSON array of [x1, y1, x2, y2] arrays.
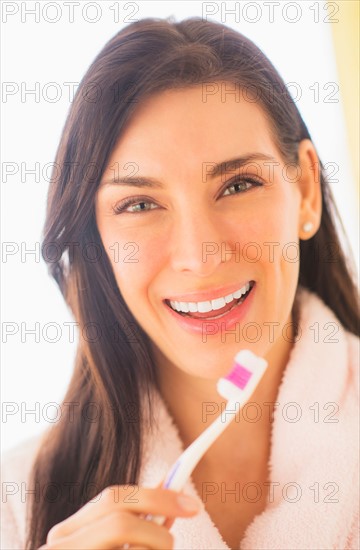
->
[[164, 280, 254, 303]]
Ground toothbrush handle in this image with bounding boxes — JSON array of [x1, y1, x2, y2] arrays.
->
[[145, 401, 240, 526], [163, 401, 240, 491]]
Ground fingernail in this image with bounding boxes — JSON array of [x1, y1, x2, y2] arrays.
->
[[177, 494, 202, 512]]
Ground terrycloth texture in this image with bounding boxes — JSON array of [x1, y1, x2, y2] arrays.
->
[[1, 288, 359, 549]]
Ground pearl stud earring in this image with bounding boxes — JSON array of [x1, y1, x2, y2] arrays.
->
[[302, 221, 314, 232]]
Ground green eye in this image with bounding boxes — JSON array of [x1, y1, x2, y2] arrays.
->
[[128, 201, 156, 212], [113, 198, 158, 215], [222, 176, 263, 196]]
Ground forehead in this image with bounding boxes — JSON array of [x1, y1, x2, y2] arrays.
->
[[107, 84, 280, 167]]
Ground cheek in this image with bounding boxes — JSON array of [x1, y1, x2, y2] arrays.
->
[[105, 230, 167, 306], [259, 219, 300, 277], [226, 207, 299, 266], [228, 193, 300, 281]]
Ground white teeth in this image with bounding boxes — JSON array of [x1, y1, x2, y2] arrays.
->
[[197, 301, 212, 313], [168, 282, 252, 314], [211, 297, 226, 310], [231, 285, 248, 299]]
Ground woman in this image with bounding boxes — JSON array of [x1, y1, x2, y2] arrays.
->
[[1, 17, 359, 550]]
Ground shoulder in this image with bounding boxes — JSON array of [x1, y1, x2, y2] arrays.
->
[[1, 430, 48, 550], [296, 286, 359, 376], [1, 430, 46, 481], [281, 286, 359, 443]]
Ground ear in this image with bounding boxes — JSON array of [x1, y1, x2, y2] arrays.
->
[[296, 139, 322, 241]]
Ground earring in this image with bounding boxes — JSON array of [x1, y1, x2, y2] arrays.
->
[[302, 221, 314, 232]]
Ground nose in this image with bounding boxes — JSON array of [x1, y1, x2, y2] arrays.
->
[[169, 205, 231, 277]]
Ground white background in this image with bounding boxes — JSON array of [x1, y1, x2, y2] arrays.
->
[[1, 0, 358, 453]]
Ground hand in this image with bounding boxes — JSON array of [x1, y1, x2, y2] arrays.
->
[[37, 484, 202, 549]]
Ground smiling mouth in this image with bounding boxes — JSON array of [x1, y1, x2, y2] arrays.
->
[[165, 281, 255, 320]]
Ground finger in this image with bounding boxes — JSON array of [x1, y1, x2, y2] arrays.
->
[[47, 485, 201, 543], [151, 480, 197, 530], [141, 512, 174, 530], [45, 510, 173, 550]]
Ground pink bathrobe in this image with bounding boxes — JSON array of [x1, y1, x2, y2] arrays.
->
[[1, 287, 359, 549]]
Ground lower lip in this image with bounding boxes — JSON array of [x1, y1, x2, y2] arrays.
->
[[165, 283, 256, 335]]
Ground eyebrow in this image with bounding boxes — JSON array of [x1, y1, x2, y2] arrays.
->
[[99, 153, 276, 188]]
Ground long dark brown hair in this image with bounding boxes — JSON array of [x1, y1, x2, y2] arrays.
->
[[26, 17, 359, 548]]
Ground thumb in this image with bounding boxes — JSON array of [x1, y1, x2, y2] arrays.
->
[[154, 479, 202, 529]]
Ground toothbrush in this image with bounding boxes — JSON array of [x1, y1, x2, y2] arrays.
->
[[147, 349, 268, 525]]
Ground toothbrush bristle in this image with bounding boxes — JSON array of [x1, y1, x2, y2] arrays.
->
[[225, 362, 253, 389], [217, 350, 268, 402]]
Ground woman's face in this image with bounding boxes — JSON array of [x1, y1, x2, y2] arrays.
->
[[95, 85, 308, 380]]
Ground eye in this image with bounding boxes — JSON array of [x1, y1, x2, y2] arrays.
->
[[112, 197, 158, 215], [222, 175, 263, 197]]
